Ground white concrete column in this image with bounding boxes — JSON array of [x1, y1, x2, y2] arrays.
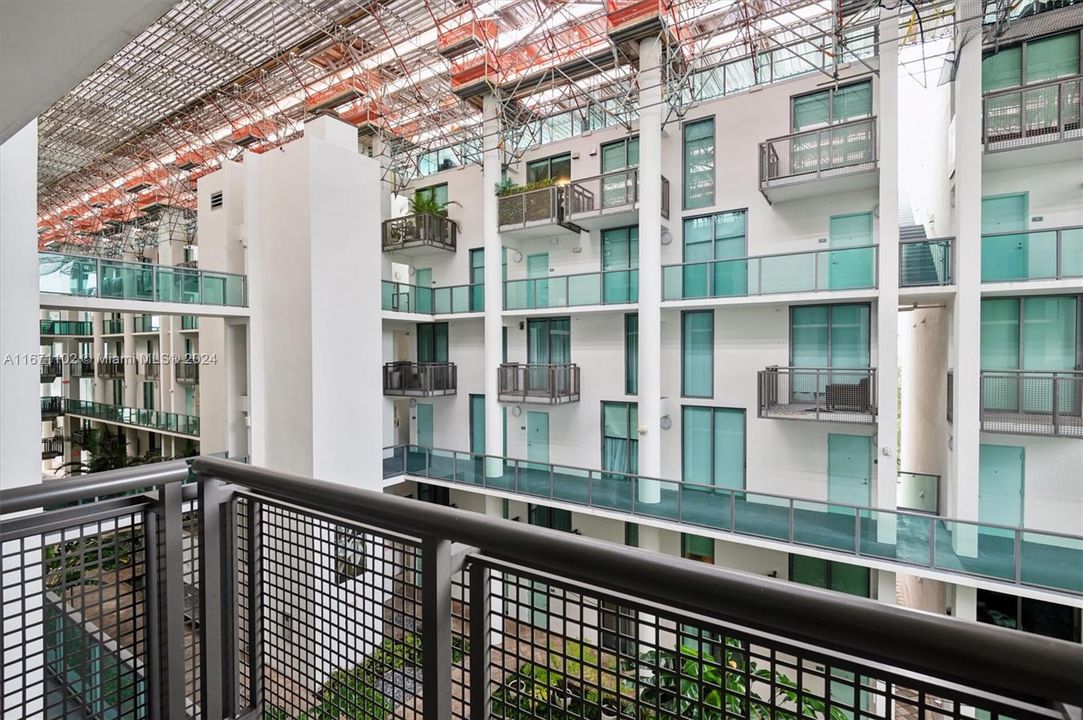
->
[[875, 569, 897, 605], [637, 36, 663, 502], [876, 6, 900, 544], [952, 583, 977, 622], [950, 9, 984, 556], [483, 93, 505, 475]]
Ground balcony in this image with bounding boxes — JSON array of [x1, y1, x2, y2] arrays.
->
[[758, 117, 878, 204], [3, 459, 1077, 720], [39, 319, 93, 336], [64, 398, 200, 437], [40, 396, 63, 418], [498, 363, 580, 404], [141, 360, 161, 380], [102, 318, 124, 334], [176, 361, 200, 384], [383, 361, 457, 396], [981, 226, 1082, 284], [504, 270, 638, 310], [663, 245, 877, 301], [900, 238, 954, 287], [563, 169, 671, 230], [758, 366, 877, 424], [978, 370, 1082, 438], [39, 357, 63, 383], [97, 360, 125, 378], [133, 314, 160, 333], [982, 74, 1082, 159], [38, 252, 247, 307], [381, 280, 482, 315], [497, 184, 583, 238], [381, 213, 458, 254], [41, 436, 64, 460], [69, 357, 95, 377]]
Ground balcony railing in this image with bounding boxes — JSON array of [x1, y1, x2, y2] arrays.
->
[[39, 357, 63, 383], [663, 245, 877, 300], [102, 318, 124, 334], [133, 314, 160, 333], [983, 74, 1082, 153], [505, 269, 638, 309], [41, 436, 64, 459], [759, 117, 878, 190], [385, 444, 1083, 596], [383, 361, 457, 396], [2, 459, 1078, 720], [40, 396, 63, 416], [900, 237, 954, 287], [97, 360, 125, 378], [176, 361, 200, 384], [498, 362, 580, 403], [69, 357, 95, 377], [39, 319, 93, 336], [381, 280, 483, 314], [381, 213, 458, 252], [63, 398, 200, 436], [564, 170, 671, 223], [141, 360, 160, 380], [979, 369, 1082, 437], [981, 225, 1083, 283], [758, 366, 877, 424], [181, 315, 199, 330], [897, 471, 939, 514], [497, 185, 583, 234], [70, 427, 89, 446], [38, 252, 247, 307]]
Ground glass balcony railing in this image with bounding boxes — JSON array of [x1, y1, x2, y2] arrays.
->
[[384, 444, 1083, 594], [663, 245, 877, 300], [133, 315, 160, 333], [63, 398, 200, 437], [40, 396, 63, 416], [38, 252, 247, 307], [504, 270, 638, 309], [39, 319, 93, 336], [381, 213, 458, 252], [759, 117, 878, 188], [381, 280, 483, 314], [758, 366, 877, 424], [981, 225, 1083, 283], [900, 238, 953, 287], [982, 74, 1082, 153]]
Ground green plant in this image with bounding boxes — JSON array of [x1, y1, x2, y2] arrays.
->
[[494, 177, 557, 197]]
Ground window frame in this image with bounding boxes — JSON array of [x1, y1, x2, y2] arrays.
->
[[624, 313, 638, 396], [788, 303, 872, 369], [600, 136, 640, 172], [526, 153, 572, 184], [681, 405, 746, 490], [600, 400, 638, 475], [981, 30, 1083, 92], [681, 309, 715, 398], [682, 116, 716, 211], [789, 79, 873, 131]]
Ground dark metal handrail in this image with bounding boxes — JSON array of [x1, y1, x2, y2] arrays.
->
[[758, 366, 877, 422], [383, 361, 457, 395], [979, 369, 1082, 437], [497, 362, 581, 403], [759, 116, 878, 185], [982, 74, 1082, 152], [39, 357, 63, 381], [381, 213, 458, 251]]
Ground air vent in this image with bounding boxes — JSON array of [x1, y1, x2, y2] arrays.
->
[[210, 191, 224, 210]]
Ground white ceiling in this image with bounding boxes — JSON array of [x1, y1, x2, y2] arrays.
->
[[0, 0, 179, 144]]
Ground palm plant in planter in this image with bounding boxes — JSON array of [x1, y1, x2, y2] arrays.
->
[[407, 194, 461, 246]]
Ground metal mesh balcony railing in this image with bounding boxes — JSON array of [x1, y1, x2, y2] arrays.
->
[[141, 360, 161, 380], [497, 185, 578, 230], [759, 117, 878, 187], [383, 361, 457, 396], [566, 170, 670, 219], [979, 370, 1083, 437], [2, 460, 1080, 720], [981, 226, 1083, 282], [39, 357, 63, 382], [758, 366, 877, 424], [900, 238, 953, 287], [381, 213, 458, 252], [41, 436, 64, 459], [498, 363, 581, 403], [983, 75, 1083, 152]]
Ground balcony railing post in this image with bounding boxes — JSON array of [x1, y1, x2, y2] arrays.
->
[[245, 498, 264, 710], [421, 536, 454, 720], [145, 479, 187, 719], [1056, 228, 1063, 280], [198, 477, 234, 719], [1014, 529, 1023, 585], [1052, 375, 1060, 436], [468, 559, 491, 720], [788, 498, 795, 543]]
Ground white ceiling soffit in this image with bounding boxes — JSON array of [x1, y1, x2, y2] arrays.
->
[[0, 0, 179, 144]]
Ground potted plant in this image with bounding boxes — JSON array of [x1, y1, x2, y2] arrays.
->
[[406, 193, 461, 245]]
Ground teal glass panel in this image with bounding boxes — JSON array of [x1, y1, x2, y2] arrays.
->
[[1025, 33, 1080, 84], [982, 47, 1022, 92], [793, 499, 855, 551], [683, 118, 715, 209], [602, 227, 639, 302], [980, 298, 1021, 371], [469, 394, 485, 455], [713, 408, 745, 490], [681, 311, 713, 397], [568, 273, 601, 305], [790, 556, 829, 586], [712, 211, 747, 296], [792, 90, 829, 130], [829, 304, 871, 368], [756, 252, 816, 294], [791, 305, 829, 400], [416, 404, 434, 448], [934, 521, 1015, 580], [830, 562, 870, 596], [470, 249, 485, 311], [733, 492, 789, 540], [831, 82, 872, 121], [682, 216, 713, 297], [625, 314, 638, 395], [601, 140, 626, 171], [1022, 296, 1077, 370], [155, 268, 200, 303], [682, 407, 712, 486], [1020, 532, 1083, 593], [504, 281, 528, 310], [1062, 227, 1083, 277]]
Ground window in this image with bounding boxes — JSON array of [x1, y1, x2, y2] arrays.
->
[[602, 227, 639, 303], [790, 304, 871, 369], [977, 589, 1082, 642], [683, 118, 715, 209], [469, 248, 485, 311], [601, 401, 638, 475], [601, 136, 639, 172], [143, 382, 155, 410], [112, 379, 123, 406], [682, 210, 747, 297], [527, 317, 570, 364], [624, 523, 638, 547], [528, 505, 572, 531], [682, 310, 714, 397], [980, 296, 1078, 372], [982, 33, 1081, 93], [682, 407, 745, 489], [414, 183, 448, 208], [417, 322, 449, 363], [624, 314, 638, 395], [418, 484, 451, 506], [790, 556, 870, 597], [681, 534, 715, 564], [526, 153, 571, 184], [470, 394, 508, 457], [791, 81, 872, 131]]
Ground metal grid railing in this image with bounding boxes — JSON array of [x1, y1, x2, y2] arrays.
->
[[899, 237, 953, 287], [758, 366, 877, 424], [384, 361, 458, 396], [759, 117, 878, 187], [381, 213, 458, 252], [41, 436, 65, 459], [498, 363, 581, 404], [41, 395, 63, 415], [2, 459, 1081, 720], [980, 370, 1083, 438], [70, 357, 95, 377], [566, 169, 638, 216], [176, 361, 201, 384], [39, 357, 63, 382], [983, 75, 1082, 153], [98, 359, 125, 378], [497, 186, 580, 231]]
